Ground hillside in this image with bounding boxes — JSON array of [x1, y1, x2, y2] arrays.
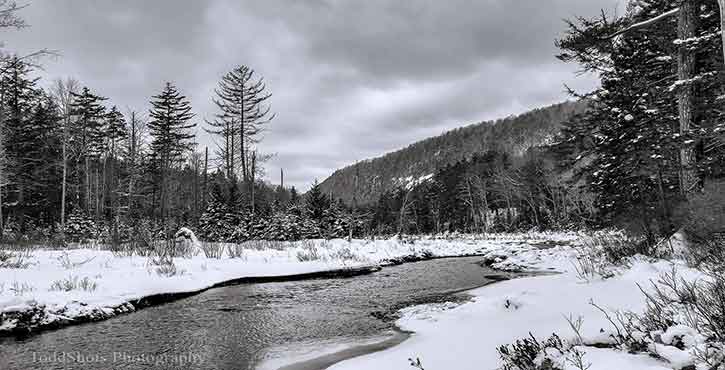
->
[[319, 100, 587, 205]]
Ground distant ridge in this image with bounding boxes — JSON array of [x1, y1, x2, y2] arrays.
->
[[319, 100, 587, 205]]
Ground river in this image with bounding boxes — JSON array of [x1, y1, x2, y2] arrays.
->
[[0, 256, 509, 370]]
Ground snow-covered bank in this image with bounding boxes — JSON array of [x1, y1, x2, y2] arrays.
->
[[329, 240, 703, 370], [0, 232, 577, 336]]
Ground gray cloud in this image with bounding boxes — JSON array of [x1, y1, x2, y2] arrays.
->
[[3, 0, 618, 190]]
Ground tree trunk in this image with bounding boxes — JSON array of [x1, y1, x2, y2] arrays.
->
[[677, 0, 698, 196], [203, 147, 208, 211], [193, 155, 199, 222], [225, 123, 230, 178], [60, 131, 67, 228], [95, 165, 100, 220], [0, 165, 3, 238], [0, 177, 3, 238], [230, 124, 235, 179], [719, 0, 725, 67], [250, 150, 256, 215], [85, 155, 90, 213], [0, 101, 4, 238], [241, 122, 247, 182]]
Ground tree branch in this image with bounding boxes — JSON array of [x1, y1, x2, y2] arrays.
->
[[604, 7, 680, 40]]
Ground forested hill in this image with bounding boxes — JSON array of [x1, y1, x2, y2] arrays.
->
[[319, 100, 587, 205]]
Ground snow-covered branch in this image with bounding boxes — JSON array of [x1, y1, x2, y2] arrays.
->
[[604, 7, 680, 40]]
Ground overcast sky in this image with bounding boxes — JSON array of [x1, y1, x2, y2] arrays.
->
[[4, 0, 620, 190]]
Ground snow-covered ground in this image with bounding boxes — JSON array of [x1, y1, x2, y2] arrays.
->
[[0, 231, 577, 336], [329, 237, 703, 370], [5, 230, 699, 370]]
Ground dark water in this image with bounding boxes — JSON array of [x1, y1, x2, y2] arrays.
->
[[0, 257, 505, 370]]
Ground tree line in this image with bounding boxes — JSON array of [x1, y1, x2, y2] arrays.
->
[[361, 0, 725, 242], [2, 0, 723, 245]]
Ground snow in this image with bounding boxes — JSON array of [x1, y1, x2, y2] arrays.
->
[[0, 231, 578, 335], [326, 240, 702, 370], [393, 173, 434, 190], [2, 231, 710, 370]]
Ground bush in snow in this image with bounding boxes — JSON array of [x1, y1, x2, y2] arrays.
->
[[200, 241, 224, 259], [125, 219, 158, 256], [0, 247, 33, 269], [497, 332, 594, 370], [226, 243, 246, 259], [572, 231, 672, 281], [637, 268, 725, 343], [49, 276, 97, 292], [296, 243, 321, 262], [174, 227, 200, 257], [7, 281, 35, 295], [497, 333, 567, 370], [581, 267, 725, 370], [147, 239, 182, 277]]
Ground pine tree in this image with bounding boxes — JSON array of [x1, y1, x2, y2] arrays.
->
[[104, 106, 127, 223], [206, 65, 275, 182], [289, 186, 299, 205], [305, 180, 329, 223], [556, 0, 725, 236], [0, 56, 46, 230], [147, 82, 196, 224], [70, 86, 107, 213]]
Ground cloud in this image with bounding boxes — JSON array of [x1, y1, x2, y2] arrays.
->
[[3, 0, 618, 190]]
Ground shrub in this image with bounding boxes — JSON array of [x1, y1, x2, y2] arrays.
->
[[571, 232, 643, 281], [588, 300, 649, 353], [9, 281, 35, 295], [49, 276, 97, 292], [0, 247, 33, 269], [57, 251, 95, 269], [227, 244, 246, 259], [571, 247, 615, 282], [497, 333, 565, 370], [201, 242, 224, 259], [126, 219, 156, 256], [147, 238, 183, 277], [637, 267, 725, 343], [296, 244, 321, 262]]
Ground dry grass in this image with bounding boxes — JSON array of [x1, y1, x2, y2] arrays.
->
[[57, 251, 95, 269], [201, 242, 224, 259], [226, 244, 247, 259], [49, 276, 97, 292], [0, 247, 34, 269], [241, 240, 288, 251], [5, 281, 35, 295]]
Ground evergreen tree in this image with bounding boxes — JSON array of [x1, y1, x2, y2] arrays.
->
[[0, 56, 52, 230], [305, 180, 329, 223], [289, 186, 299, 205], [556, 0, 725, 237], [70, 86, 107, 213], [206, 65, 275, 182], [147, 82, 196, 223], [104, 106, 127, 221]]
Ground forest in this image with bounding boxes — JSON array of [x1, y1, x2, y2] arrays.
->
[[1, 0, 724, 250], [354, 0, 725, 246]]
